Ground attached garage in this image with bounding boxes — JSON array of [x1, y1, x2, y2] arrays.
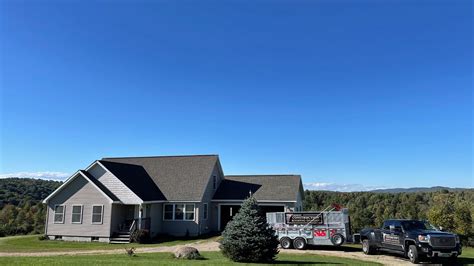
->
[[212, 175, 304, 231]]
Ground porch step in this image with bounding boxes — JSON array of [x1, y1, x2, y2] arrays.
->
[[110, 240, 130, 244], [111, 237, 130, 241], [110, 232, 131, 244]]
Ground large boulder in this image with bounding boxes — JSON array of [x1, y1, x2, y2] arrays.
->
[[174, 246, 202, 260]]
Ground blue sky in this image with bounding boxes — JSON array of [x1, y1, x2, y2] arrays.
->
[[0, 1, 472, 190]]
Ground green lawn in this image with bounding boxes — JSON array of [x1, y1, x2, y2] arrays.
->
[[0, 251, 380, 265], [0, 235, 218, 253]]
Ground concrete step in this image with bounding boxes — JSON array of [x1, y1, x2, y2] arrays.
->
[[115, 234, 130, 238]]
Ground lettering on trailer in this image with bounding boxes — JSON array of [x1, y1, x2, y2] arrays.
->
[[382, 233, 400, 245], [285, 212, 324, 225]]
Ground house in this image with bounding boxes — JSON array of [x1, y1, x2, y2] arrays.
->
[[43, 155, 304, 243]]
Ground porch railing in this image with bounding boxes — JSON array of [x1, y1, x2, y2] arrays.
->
[[119, 218, 151, 233]]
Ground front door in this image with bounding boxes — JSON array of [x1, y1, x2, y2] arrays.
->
[[220, 205, 241, 231]]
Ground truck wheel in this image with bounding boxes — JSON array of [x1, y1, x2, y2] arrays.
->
[[362, 239, 375, 255], [280, 237, 292, 249], [331, 234, 345, 246], [407, 245, 419, 264], [448, 254, 458, 263], [293, 237, 307, 250]]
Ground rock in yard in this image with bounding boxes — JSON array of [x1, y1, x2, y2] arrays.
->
[[174, 246, 202, 259]]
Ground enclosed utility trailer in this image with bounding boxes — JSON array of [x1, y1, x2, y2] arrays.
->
[[266, 207, 352, 250]]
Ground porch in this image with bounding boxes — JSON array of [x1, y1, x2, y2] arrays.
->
[[110, 204, 155, 243]]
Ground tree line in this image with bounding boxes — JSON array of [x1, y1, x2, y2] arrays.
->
[[0, 177, 472, 247], [303, 189, 474, 245], [0, 178, 61, 237]]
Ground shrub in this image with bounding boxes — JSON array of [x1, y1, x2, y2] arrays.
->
[[220, 196, 279, 262], [131, 229, 151, 244], [38, 235, 49, 241]]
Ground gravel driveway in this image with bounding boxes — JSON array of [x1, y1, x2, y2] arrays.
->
[[0, 240, 413, 265]]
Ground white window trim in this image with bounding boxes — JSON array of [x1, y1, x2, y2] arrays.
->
[[71, 204, 83, 224], [53, 204, 65, 224], [91, 204, 104, 224], [163, 203, 195, 221], [203, 203, 208, 220]]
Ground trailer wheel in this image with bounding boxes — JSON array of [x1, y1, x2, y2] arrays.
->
[[280, 237, 292, 249], [331, 233, 345, 246], [293, 237, 307, 250]]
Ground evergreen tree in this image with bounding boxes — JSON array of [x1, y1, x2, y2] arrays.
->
[[220, 196, 279, 262]]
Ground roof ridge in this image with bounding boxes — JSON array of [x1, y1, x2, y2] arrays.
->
[[102, 154, 219, 159]]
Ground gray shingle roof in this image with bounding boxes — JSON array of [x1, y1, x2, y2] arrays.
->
[[101, 155, 218, 201], [213, 175, 303, 201], [99, 161, 166, 201]]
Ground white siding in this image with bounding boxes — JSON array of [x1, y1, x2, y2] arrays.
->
[[88, 163, 142, 204]]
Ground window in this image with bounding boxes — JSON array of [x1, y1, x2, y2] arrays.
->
[[163, 204, 195, 221], [71, 205, 83, 224], [92, 205, 103, 224], [91, 237, 99, 242], [203, 203, 208, 220], [164, 204, 174, 220], [54, 205, 65, 223], [383, 221, 393, 230], [213, 176, 217, 190], [185, 204, 194, 220]]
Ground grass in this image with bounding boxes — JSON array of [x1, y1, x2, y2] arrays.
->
[[0, 234, 219, 253], [0, 251, 380, 265], [1, 235, 473, 264]]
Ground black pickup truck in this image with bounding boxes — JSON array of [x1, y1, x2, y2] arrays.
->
[[360, 219, 462, 264]]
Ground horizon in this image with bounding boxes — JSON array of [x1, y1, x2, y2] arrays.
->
[[1, 1, 472, 190], [0, 171, 472, 192]]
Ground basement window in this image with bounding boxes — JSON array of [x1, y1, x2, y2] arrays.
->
[[54, 236, 62, 240], [91, 237, 99, 242]]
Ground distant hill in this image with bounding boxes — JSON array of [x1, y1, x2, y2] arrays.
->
[[0, 177, 62, 207], [370, 186, 472, 193]]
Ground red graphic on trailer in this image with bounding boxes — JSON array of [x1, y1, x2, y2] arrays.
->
[[314, 229, 338, 237], [314, 229, 327, 237]]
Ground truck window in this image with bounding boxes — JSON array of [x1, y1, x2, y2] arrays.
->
[[392, 221, 402, 231], [382, 221, 392, 230]]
